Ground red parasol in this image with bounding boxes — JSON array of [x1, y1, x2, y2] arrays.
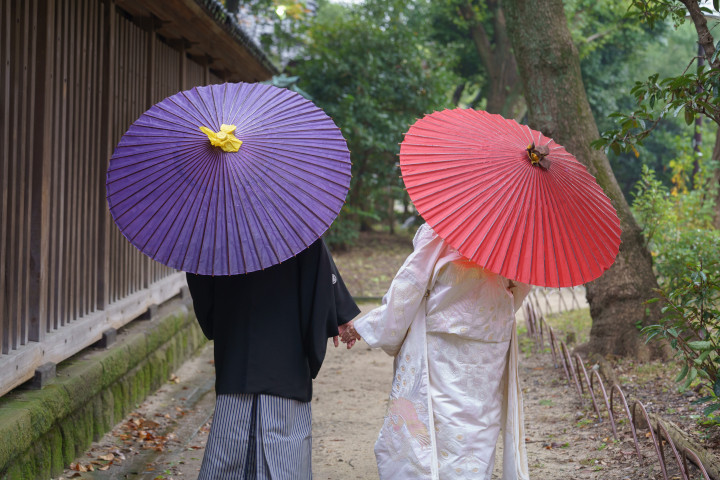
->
[[400, 108, 621, 288]]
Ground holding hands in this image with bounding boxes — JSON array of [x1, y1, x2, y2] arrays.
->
[[336, 320, 362, 349]]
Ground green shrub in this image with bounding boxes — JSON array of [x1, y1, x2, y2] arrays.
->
[[634, 163, 720, 417], [632, 165, 720, 288], [643, 262, 720, 416]]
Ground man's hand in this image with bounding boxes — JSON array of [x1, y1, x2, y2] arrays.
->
[[333, 334, 355, 349], [337, 320, 361, 349]]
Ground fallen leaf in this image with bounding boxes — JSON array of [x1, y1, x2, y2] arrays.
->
[[143, 420, 160, 430]]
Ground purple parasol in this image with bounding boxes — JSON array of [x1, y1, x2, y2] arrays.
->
[[106, 82, 351, 275]]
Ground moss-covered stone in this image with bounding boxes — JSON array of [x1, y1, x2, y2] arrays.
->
[[33, 436, 51, 479], [139, 363, 151, 399], [147, 315, 181, 353], [59, 358, 104, 408], [0, 307, 206, 479], [20, 386, 73, 439], [100, 345, 132, 387], [150, 349, 169, 386], [48, 426, 64, 477], [91, 395, 103, 441], [100, 389, 114, 432], [3, 458, 27, 480], [59, 416, 75, 466], [124, 332, 149, 372], [166, 341, 177, 370], [110, 381, 125, 424], [79, 403, 95, 452], [0, 407, 32, 469]]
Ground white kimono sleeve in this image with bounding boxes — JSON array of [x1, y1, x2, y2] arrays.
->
[[509, 281, 531, 312], [354, 225, 447, 357]]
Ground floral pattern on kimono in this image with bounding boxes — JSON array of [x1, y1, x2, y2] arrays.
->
[[354, 223, 531, 480]]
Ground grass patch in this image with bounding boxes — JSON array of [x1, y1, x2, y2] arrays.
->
[[515, 324, 536, 357], [543, 308, 592, 346], [576, 418, 593, 428]]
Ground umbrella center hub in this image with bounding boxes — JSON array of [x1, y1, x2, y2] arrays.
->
[[199, 124, 243, 153], [527, 142, 551, 170]]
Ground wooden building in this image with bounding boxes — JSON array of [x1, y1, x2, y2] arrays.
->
[[0, 0, 278, 398]]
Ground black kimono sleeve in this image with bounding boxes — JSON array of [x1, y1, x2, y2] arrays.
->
[[300, 240, 360, 379], [185, 273, 214, 340], [325, 242, 360, 326]]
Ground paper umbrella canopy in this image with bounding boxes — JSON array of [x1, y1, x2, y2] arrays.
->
[[106, 82, 352, 275], [400, 108, 622, 288]]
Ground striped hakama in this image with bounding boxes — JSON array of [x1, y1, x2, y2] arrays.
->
[[199, 394, 312, 480]]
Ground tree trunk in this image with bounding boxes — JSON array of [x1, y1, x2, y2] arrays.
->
[[460, 1, 521, 117], [712, 127, 720, 230], [505, 0, 664, 360]]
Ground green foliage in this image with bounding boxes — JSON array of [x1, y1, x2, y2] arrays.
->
[[593, 64, 720, 154], [423, 0, 492, 108], [566, 0, 667, 129], [632, 165, 673, 248], [643, 261, 720, 416], [323, 204, 370, 250], [572, 8, 701, 198], [631, 165, 720, 288], [592, 2, 720, 157], [290, 0, 456, 246], [635, 156, 720, 420], [626, 0, 688, 29], [633, 162, 720, 289], [224, 0, 315, 66]]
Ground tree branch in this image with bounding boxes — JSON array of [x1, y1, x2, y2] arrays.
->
[[452, 83, 466, 105], [679, 0, 719, 68], [458, 2, 494, 74], [585, 28, 614, 44]]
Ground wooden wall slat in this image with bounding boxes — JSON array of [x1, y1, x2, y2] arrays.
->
[[0, 0, 11, 355], [30, 0, 55, 342], [88, 0, 102, 315], [186, 58, 204, 89], [48, 0, 63, 332], [8, 0, 23, 349], [56, 0, 69, 328], [5, 0, 18, 350], [96, 0, 113, 311], [76, 0, 87, 320], [16, 0, 31, 347], [28, 0, 45, 343]]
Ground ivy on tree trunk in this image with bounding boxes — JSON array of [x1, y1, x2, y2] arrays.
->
[[505, 0, 665, 360]]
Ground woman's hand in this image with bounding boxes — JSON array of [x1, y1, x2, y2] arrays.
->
[[338, 320, 362, 349]]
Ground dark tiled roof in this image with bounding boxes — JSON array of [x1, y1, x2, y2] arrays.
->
[[194, 0, 279, 75]]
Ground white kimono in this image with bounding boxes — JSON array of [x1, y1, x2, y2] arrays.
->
[[353, 224, 531, 480]]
